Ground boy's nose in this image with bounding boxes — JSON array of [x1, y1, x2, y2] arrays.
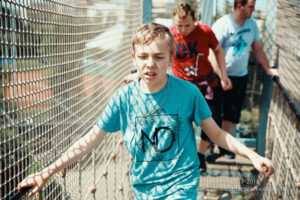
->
[[146, 57, 154, 67]]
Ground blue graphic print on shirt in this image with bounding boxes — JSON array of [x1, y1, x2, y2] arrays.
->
[[232, 36, 247, 56], [176, 41, 199, 59]]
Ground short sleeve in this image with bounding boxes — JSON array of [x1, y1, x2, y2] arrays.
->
[[192, 87, 212, 126], [212, 20, 224, 45], [207, 26, 219, 50], [252, 19, 260, 42], [96, 90, 121, 133]]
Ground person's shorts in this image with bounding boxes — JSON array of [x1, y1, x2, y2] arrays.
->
[[222, 75, 248, 124], [201, 85, 222, 142]]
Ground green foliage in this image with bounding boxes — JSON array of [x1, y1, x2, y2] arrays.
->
[[260, 18, 267, 42], [224, 1, 233, 14], [238, 108, 259, 138], [213, 10, 222, 24], [1, 127, 32, 198], [41, 180, 63, 200], [1, 128, 23, 167], [212, 1, 233, 24]]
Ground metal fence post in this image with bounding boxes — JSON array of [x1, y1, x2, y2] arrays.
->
[[257, 74, 273, 156], [143, 0, 152, 23]]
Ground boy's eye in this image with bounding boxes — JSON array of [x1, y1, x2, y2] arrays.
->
[[138, 55, 147, 59]]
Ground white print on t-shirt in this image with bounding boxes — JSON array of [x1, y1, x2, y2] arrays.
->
[[184, 53, 203, 77], [184, 66, 198, 76]]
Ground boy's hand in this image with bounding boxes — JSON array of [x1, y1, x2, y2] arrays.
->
[[220, 76, 232, 91], [123, 72, 139, 84], [250, 155, 275, 178], [267, 68, 279, 77], [17, 171, 50, 198]]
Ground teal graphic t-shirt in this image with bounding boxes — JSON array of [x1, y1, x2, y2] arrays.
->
[[97, 75, 211, 199]]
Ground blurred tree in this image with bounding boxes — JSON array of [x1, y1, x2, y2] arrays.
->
[[212, 0, 232, 24], [212, 9, 221, 24], [260, 18, 267, 42], [224, 0, 233, 14]]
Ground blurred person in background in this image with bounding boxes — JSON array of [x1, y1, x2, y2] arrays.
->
[[208, 0, 278, 161]]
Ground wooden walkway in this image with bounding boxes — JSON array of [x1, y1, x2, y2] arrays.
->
[[197, 152, 258, 200]]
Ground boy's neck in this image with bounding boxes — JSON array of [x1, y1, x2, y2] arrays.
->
[[139, 76, 169, 93], [231, 11, 246, 26]]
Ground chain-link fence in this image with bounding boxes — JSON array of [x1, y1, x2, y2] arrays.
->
[[256, 78, 300, 199], [256, 0, 300, 199], [1, 0, 300, 199], [1, 0, 143, 199], [264, 0, 300, 109]]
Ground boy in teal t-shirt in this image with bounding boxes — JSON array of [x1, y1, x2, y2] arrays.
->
[[18, 23, 274, 200], [97, 74, 211, 199]]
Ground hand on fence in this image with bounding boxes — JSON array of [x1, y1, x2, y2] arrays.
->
[[272, 75, 280, 83], [17, 171, 50, 198], [251, 156, 275, 178], [269, 68, 279, 77], [123, 70, 139, 84]]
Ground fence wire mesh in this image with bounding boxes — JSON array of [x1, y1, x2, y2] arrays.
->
[[1, 0, 142, 199], [257, 0, 300, 199], [1, 0, 300, 199], [257, 83, 300, 200], [265, 0, 300, 108]]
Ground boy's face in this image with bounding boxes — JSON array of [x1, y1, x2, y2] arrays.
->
[[173, 15, 196, 37], [132, 39, 172, 91], [240, 0, 255, 19]]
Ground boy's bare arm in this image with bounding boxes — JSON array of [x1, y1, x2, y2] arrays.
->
[[209, 45, 232, 91], [251, 41, 278, 77], [201, 117, 274, 177], [18, 126, 107, 198]]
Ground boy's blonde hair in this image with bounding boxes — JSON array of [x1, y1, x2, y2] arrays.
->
[[132, 23, 174, 57], [173, 3, 195, 20]]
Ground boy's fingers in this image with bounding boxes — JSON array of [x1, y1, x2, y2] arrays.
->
[[17, 183, 28, 191], [28, 187, 38, 198], [35, 191, 41, 200], [260, 162, 274, 177], [266, 166, 274, 176], [256, 165, 264, 175]]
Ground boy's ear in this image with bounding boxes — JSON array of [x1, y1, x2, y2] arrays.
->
[[237, 3, 243, 9], [131, 52, 136, 66], [193, 18, 197, 25], [169, 56, 174, 66]]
